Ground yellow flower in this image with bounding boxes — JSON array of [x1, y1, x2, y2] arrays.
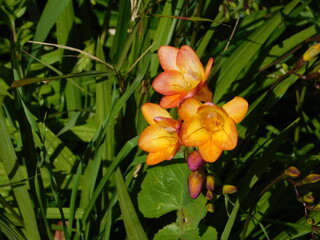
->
[[152, 45, 214, 109], [138, 103, 181, 165], [178, 97, 248, 162]]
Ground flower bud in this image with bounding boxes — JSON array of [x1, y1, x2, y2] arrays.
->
[[303, 43, 320, 62], [188, 170, 204, 199], [313, 204, 320, 211], [206, 203, 215, 213], [222, 185, 237, 195], [206, 190, 214, 200], [306, 217, 315, 225], [284, 166, 300, 178], [302, 174, 320, 184], [303, 192, 315, 203], [206, 175, 215, 192], [187, 151, 205, 171]]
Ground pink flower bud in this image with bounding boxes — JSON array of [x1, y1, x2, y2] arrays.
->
[[188, 170, 204, 199], [187, 151, 205, 171]]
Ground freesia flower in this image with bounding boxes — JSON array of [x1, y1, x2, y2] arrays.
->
[[152, 45, 214, 109], [178, 97, 248, 162], [138, 103, 181, 165]]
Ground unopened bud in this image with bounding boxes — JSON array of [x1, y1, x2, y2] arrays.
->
[[313, 204, 320, 211], [222, 185, 237, 195], [187, 151, 205, 171], [206, 175, 215, 192], [206, 190, 214, 200], [297, 196, 304, 203], [206, 203, 215, 213], [302, 174, 320, 184], [303, 43, 320, 61], [303, 192, 315, 203], [306, 217, 315, 225], [285, 166, 300, 178], [188, 170, 204, 199]]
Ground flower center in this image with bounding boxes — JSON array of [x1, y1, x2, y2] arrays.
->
[[200, 110, 225, 133]]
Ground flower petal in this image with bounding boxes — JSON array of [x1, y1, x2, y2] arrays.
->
[[199, 139, 223, 163], [204, 58, 214, 81], [146, 143, 179, 165], [222, 96, 248, 123], [158, 46, 179, 71], [211, 116, 238, 150], [197, 104, 237, 150], [178, 97, 202, 119], [138, 125, 178, 152], [154, 116, 178, 128], [192, 82, 213, 103], [142, 103, 172, 125], [177, 45, 204, 81], [160, 94, 181, 109], [181, 118, 210, 146], [152, 70, 189, 95], [146, 152, 167, 165]]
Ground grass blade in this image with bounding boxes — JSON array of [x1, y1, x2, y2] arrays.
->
[[115, 168, 148, 240], [213, 0, 300, 102], [0, 110, 40, 240]]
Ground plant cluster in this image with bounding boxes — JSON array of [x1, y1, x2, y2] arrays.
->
[[0, 0, 320, 239]]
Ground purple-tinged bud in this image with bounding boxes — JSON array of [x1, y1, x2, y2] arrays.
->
[[222, 185, 237, 195], [187, 151, 205, 171], [188, 170, 204, 199], [206, 203, 215, 213], [285, 166, 300, 178], [206, 175, 215, 192], [302, 174, 320, 184], [303, 192, 315, 204], [206, 190, 214, 200]]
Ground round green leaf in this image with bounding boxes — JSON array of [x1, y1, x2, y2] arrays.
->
[[153, 223, 218, 240], [138, 163, 207, 228]]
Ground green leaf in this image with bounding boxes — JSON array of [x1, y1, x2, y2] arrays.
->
[[29, 0, 72, 63], [0, 110, 41, 240], [154, 223, 218, 240], [213, 0, 300, 102], [138, 163, 207, 229], [115, 168, 148, 240]]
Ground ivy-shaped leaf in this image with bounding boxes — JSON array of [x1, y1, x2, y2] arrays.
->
[[138, 163, 207, 230], [154, 223, 218, 240]]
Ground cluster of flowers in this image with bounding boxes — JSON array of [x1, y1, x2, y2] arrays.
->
[[138, 45, 248, 199]]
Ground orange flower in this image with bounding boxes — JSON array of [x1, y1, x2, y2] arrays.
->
[[178, 97, 248, 162], [138, 103, 181, 165], [152, 45, 214, 109]]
